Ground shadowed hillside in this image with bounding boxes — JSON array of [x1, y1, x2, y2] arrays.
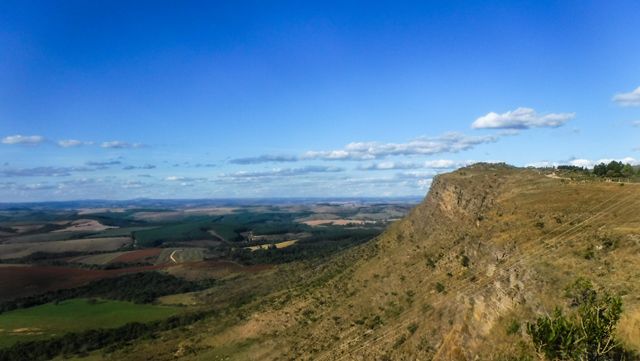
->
[[71, 164, 640, 360]]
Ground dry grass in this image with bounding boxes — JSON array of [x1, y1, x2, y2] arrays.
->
[[62, 166, 640, 361]]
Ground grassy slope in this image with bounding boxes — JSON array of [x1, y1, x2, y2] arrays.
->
[[0, 299, 182, 347], [65, 165, 640, 360]]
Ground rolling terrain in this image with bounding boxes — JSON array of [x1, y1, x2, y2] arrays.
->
[[74, 164, 640, 360], [0, 199, 413, 359], [1, 165, 639, 360]]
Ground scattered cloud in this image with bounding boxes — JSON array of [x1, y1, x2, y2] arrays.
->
[[57, 139, 93, 148], [222, 166, 344, 179], [613, 86, 640, 106], [304, 133, 497, 161], [0, 181, 59, 191], [122, 180, 146, 189], [359, 161, 420, 170], [567, 157, 638, 168], [85, 160, 122, 167], [472, 107, 575, 129], [358, 159, 469, 171], [101, 141, 145, 149], [525, 161, 559, 168], [229, 155, 298, 164], [0, 166, 98, 177], [164, 175, 209, 187], [2, 134, 45, 145], [123, 164, 156, 170], [165, 176, 208, 182], [632, 121, 640, 127]]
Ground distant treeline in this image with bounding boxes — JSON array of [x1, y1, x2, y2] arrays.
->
[[0, 311, 212, 361], [556, 161, 639, 178], [0, 272, 214, 313], [229, 227, 380, 264]]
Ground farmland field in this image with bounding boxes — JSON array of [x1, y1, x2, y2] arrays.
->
[[0, 237, 132, 260], [0, 298, 182, 347], [0, 265, 166, 301], [155, 248, 205, 265]]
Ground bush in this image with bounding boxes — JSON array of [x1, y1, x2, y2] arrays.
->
[[460, 255, 470, 267], [527, 280, 631, 360], [506, 319, 520, 335]]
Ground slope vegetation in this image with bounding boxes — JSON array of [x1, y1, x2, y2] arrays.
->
[[82, 164, 640, 360]]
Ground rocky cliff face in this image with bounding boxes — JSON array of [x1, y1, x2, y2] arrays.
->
[[276, 164, 640, 360]]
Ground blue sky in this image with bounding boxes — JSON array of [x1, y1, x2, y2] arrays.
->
[[1, 1, 639, 201]]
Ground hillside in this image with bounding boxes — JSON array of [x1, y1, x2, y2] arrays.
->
[[80, 164, 640, 360]]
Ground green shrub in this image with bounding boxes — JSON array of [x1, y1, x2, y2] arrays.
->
[[506, 319, 520, 335], [527, 281, 631, 360]]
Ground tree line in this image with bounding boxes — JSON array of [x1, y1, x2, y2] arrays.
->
[[0, 272, 214, 313], [557, 161, 639, 179], [0, 310, 212, 361]]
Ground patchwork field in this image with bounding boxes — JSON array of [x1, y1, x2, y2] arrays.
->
[[155, 248, 205, 265], [111, 248, 163, 263], [0, 298, 182, 347], [0, 237, 132, 260], [69, 252, 127, 265], [0, 198, 416, 359]]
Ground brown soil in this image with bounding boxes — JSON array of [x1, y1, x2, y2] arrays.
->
[[0, 264, 167, 301]]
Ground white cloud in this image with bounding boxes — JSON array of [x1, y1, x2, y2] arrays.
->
[[229, 155, 298, 164], [359, 159, 471, 171], [165, 176, 207, 182], [526, 161, 559, 168], [359, 161, 420, 170], [123, 164, 156, 170], [632, 120, 640, 127], [58, 139, 93, 148], [304, 133, 497, 161], [2, 135, 45, 145], [101, 141, 145, 149], [613, 86, 640, 106], [472, 107, 575, 129], [0, 166, 102, 177], [85, 160, 122, 167]]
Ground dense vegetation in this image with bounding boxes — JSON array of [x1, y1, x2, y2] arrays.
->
[[133, 219, 217, 247], [592, 161, 638, 178], [229, 228, 380, 264], [0, 311, 210, 361], [0, 272, 213, 313], [555, 161, 639, 179], [527, 279, 635, 360], [0, 299, 182, 348]]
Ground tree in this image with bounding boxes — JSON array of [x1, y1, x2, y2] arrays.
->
[[621, 164, 635, 178]]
